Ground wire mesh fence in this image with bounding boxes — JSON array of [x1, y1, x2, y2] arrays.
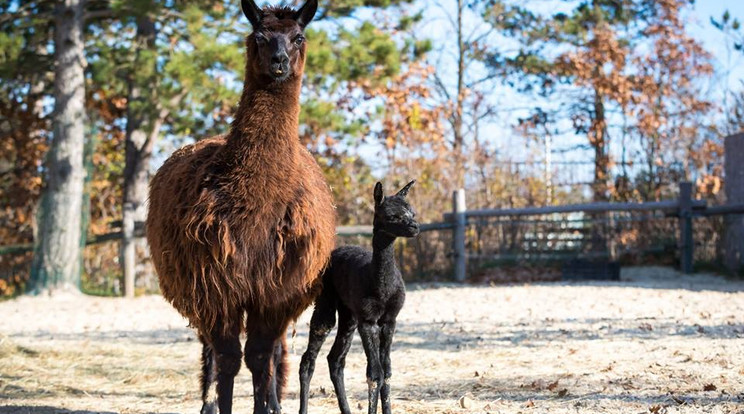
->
[[1, 205, 741, 297], [693, 214, 726, 268], [468, 211, 680, 264], [335, 228, 453, 282], [0, 250, 31, 296], [0, 238, 158, 297]]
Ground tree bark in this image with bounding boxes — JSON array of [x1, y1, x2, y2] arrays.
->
[[453, 0, 465, 189], [30, 0, 87, 294], [122, 15, 157, 297], [589, 89, 609, 254], [591, 90, 609, 202]]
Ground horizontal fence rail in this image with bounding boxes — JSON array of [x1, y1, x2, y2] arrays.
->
[[335, 222, 453, 237], [2, 224, 449, 254], [438, 183, 744, 279], [443, 200, 708, 221], [3, 182, 744, 289], [700, 204, 744, 216], [0, 229, 145, 255]]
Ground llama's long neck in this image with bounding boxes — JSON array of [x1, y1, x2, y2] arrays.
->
[[225, 74, 303, 167], [371, 230, 399, 290]]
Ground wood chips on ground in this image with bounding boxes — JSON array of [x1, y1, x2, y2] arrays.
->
[[1, 266, 743, 413]]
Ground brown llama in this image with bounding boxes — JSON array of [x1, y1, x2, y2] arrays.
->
[[145, 1, 335, 413]]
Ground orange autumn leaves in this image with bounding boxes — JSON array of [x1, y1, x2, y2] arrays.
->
[[552, 0, 719, 200]]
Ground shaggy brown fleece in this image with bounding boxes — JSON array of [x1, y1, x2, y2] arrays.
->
[[145, 7, 336, 339]]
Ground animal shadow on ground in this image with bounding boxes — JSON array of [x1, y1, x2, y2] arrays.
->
[[407, 277, 744, 294], [290, 319, 744, 353], [0, 407, 177, 414], [0, 407, 116, 414], [399, 376, 743, 407], [6, 327, 196, 344]]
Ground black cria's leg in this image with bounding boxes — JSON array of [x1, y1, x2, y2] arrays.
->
[[358, 320, 383, 414], [378, 319, 397, 414], [327, 305, 357, 414], [202, 326, 242, 414], [245, 323, 286, 414], [200, 336, 218, 414], [299, 294, 337, 414]]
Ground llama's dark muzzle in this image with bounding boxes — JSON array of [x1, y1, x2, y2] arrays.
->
[[270, 50, 290, 79]]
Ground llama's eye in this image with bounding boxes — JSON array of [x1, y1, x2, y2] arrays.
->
[[293, 35, 305, 46], [255, 34, 268, 45]]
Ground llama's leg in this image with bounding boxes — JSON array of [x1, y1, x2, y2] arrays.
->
[[200, 336, 218, 414], [327, 306, 357, 414], [208, 326, 243, 414], [358, 320, 383, 414], [245, 324, 285, 414], [273, 334, 289, 402], [299, 296, 337, 414], [378, 319, 397, 414], [266, 337, 283, 413]]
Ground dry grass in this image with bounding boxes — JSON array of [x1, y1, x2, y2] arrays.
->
[[1, 266, 743, 413]]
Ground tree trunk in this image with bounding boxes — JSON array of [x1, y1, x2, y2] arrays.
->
[[589, 89, 609, 255], [591, 90, 609, 202], [453, 0, 466, 189], [29, 0, 87, 294], [122, 15, 157, 297]]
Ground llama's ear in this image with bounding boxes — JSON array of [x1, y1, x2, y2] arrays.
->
[[374, 182, 385, 206], [242, 0, 262, 28], [396, 180, 415, 198], [294, 0, 318, 29]]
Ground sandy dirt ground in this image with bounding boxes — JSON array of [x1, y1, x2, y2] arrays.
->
[[1, 266, 743, 414]]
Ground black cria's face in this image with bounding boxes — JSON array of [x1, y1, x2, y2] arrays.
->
[[374, 180, 419, 238], [376, 196, 419, 237]]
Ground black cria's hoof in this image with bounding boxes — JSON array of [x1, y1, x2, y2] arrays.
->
[[200, 402, 217, 414]]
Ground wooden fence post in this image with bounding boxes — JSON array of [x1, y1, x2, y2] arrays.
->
[[122, 202, 136, 297], [724, 133, 744, 274], [678, 182, 693, 274], [453, 189, 467, 282]]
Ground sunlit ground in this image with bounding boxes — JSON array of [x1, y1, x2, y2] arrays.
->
[[1, 266, 743, 414]]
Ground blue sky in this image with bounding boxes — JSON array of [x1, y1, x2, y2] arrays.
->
[[689, 1, 744, 91], [406, 0, 744, 194], [152, 1, 744, 188]]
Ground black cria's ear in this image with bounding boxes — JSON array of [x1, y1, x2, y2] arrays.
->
[[242, 0, 262, 28], [294, 0, 318, 29], [396, 180, 415, 197], [374, 182, 385, 206]]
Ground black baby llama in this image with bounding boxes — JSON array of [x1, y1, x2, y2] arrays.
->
[[298, 180, 419, 414]]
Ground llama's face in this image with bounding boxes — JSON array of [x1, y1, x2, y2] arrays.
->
[[242, 0, 318, 83], [374, 181, 420, 238]]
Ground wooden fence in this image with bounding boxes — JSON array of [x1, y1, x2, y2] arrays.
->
[[339, 182, 744, 281], [3, 182, 744, 289], [440, 182, 744, 280]]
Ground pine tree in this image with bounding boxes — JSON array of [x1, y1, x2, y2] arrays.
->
[[0, 1, 54, 295], [30, 0, 87, 294], [484, 0, 713, 202], [86, 1, 245, 294]]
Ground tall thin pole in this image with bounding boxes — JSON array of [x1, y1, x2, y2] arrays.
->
[[453, 189, 467, 282], [545, 133, 553, 205]]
